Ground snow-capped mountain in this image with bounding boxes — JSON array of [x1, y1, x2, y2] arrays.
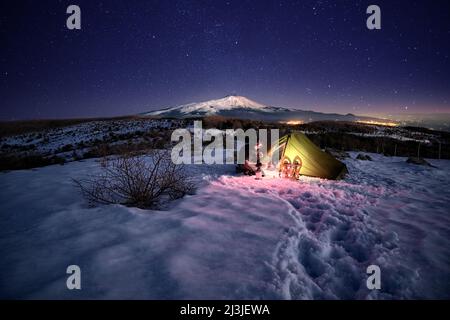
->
[[142, 95, 381, 123], [144, 95, 284, 117]]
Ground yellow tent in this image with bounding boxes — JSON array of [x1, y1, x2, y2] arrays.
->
[[267, 132, 348, 180]]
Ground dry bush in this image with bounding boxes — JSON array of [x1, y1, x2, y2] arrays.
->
[[74, 150, 195, 209]]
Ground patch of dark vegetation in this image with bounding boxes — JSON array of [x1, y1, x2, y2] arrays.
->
[[406, 157, 433, 167], [307, 132, 450, 160], [403, 126, 450, 137], [1, 143, 37, 152], [326, 149, 350, 160], [299, 121, 378, 134], [81, 138, 168, 160], [356, 154, 373, 161], [0, 116, 138, 138], [58, 144, 74, 153], [0, 154, 65, 171]]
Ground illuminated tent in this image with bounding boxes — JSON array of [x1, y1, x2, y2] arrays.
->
[[266, 132, 348, 180]]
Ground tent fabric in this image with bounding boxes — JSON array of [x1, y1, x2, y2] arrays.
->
[[268, 132, 348, 180]]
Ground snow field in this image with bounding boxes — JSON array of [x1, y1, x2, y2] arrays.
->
[[0, 153, 449, 299]]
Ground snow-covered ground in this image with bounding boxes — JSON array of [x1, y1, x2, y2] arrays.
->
[[0, 153, 449, 299]]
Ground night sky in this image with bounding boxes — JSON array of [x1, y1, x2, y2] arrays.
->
[[1, 0, 449, 120]]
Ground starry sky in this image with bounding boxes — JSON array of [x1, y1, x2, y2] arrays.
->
[[1, 0, 449, 120]]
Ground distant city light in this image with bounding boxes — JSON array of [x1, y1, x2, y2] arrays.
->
[[281, 120, 304, 125], [356, 120, 399, 127]]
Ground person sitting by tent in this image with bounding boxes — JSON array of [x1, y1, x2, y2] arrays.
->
[[236, 159, 266, 176], [236, 142, 266, 177], [236, 159, 255, 175]]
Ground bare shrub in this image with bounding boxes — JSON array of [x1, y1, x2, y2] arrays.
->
[[74, 150, 195, 209]]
